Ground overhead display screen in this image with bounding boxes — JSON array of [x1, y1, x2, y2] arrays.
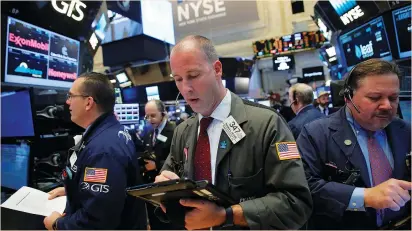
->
[[5, 17, 80, 88], [272, 55, 295, 71], [141, 0, 175, 45], [392, 5, 411, 59], [339, 16, 392, 70], [253, 31, 326, 58]]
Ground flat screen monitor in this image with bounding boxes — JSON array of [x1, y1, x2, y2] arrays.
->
[[5, 17, 80, 89], [1, 89, 35, 138], [392, 5, 411, 59], [141, 0, 175, 45], [258, 100, 271, 107], [273, 55, 295, 71], [114, 104, 139, 124], [122, 87, 138, 103], [1, 143, 31, 190], [146, 86, 160, 101], [399, 100, 411, 124], [302, 66, 325, 81], [116, 72, 129, 84], [102, 11, 143, 44], [339, 16, 392, 70], [92, 13, 108, 41]]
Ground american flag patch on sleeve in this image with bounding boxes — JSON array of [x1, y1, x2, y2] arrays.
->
[[84, 167, 108, 183], [275, 142, 300, 160]]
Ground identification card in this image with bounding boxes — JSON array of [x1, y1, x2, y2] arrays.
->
[[157, 134, 168, 142], [222, 116, 246, 144], [69, 152, 77, 167]]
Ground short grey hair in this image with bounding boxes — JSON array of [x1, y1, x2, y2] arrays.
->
[[172, 35, 218, 64], [289, 83, 314, 105]]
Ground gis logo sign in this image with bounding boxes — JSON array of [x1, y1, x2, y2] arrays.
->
[[52, 0, 87, 22], [80, 182, 110, 193], [355, 41, 374, 59]]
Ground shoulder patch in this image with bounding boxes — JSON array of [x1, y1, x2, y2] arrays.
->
[[118, 127, 132, 144], [84, 167, 108, 183], [275, 142, 300, 160]]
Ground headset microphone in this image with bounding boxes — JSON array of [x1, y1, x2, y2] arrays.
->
[[175, 92, 181, 108], [347, 93, 361, 114]]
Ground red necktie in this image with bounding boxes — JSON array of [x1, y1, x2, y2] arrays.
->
[[194, 117, 214, 182], [368, 131, 392, 227]]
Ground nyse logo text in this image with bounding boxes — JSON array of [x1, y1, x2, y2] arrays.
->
[[177, 0, 226, 22], [340, 5, 364, 25]]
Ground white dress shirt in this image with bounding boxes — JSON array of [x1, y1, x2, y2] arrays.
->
[[198, 89, 231, 184], [318, 105, 329, 115], [153, 119, 167, 144]]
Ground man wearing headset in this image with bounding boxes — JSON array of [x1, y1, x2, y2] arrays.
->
[[142, 99, 176, 183], [297, 59, 411, 229], [142, 99, 176, 230], [44, 72, 147, 230], [288, 83, 325, 139]]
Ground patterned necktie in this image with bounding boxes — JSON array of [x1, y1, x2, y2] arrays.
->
[[194, 117, 214, 182], [367, 131, 392, 227], [152, 129, 159, 146]]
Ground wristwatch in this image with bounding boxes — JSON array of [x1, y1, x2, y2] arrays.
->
[[221, 206, 234, 228], [52, 218, 59, 230]]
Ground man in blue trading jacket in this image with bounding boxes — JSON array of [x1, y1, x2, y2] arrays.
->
[[288, 83, 325, 139], [297, 59, 411, 229], [44, 72, 147, 230]]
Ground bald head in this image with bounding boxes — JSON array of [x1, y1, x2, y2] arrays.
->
[[171, 35, 218, 64]]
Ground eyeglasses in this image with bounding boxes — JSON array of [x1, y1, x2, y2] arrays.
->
[[144, 114, 157, 120], [66, 93, 89, 101]]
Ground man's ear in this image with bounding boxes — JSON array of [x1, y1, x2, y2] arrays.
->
[[85, 97, 95, 111], [213, 60, 223, 78]]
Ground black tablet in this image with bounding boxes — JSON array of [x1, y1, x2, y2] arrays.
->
[[126, 179, 236, 207]]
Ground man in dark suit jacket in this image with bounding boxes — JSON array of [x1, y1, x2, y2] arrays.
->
[[297, 59, 411, 229], [288, 83, 325, 139], [142, 100, 176, 182], [317, 91, 338, 115], [142, 100, 176, 230]]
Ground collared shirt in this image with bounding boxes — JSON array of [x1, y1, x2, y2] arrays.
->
[[345, 107, 394, 212], [318, 105, 329, 115], [83, 125, 91, 136], [198, 89, 231, 184], [296, 104, 312, 116], [157, 119, 167, 134], [153, 119, 167, 144]]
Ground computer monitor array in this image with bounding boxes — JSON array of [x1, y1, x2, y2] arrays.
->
[[1, 143, 31, 190], [1, 89, 35, 138], [114, 104, 139, 124]]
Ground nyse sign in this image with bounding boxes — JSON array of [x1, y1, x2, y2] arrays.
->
[[172, 0, 259, 39], [340, 5, 364, 25], [52, 0, 87, 22]]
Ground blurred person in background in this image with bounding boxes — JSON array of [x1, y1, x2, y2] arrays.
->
[[288, 83, 325, 139]]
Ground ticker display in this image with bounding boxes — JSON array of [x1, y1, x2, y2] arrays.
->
[[253, 31, 326, 58]]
